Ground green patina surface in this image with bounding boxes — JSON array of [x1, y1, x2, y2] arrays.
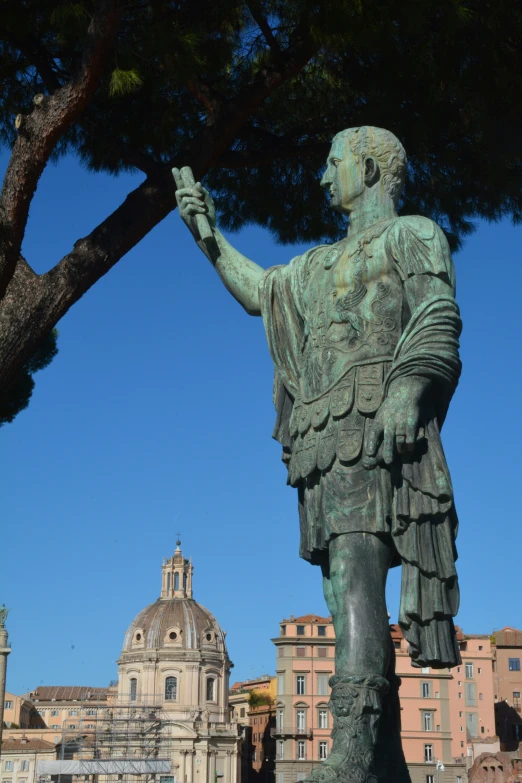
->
[[175, 127, 462, 783]]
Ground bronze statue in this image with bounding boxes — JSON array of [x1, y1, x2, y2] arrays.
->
[[176, 127, 462, 783]]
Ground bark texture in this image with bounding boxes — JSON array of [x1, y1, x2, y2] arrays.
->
[[0, 11, 317, 389]]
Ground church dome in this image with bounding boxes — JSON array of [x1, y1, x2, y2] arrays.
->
[[122, 597, 225, 651], [121, 541, 227, 654]]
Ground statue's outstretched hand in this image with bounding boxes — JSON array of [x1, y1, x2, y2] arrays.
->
[[175, 182, 216, 230], [363, 377, 428, 468]]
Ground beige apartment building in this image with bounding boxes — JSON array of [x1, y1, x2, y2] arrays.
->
[[1, 736, 56, 783], [230, 676, 276, 783], [25, 685, 110, 732], [3, 693, 35, 731], [271, 614, 506, 783]]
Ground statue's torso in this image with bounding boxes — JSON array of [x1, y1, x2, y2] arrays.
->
[[288, 219, 405, 485]]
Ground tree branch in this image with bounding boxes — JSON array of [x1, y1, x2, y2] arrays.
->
[[0, 27, 319, 387], [0, 0, 122, 297], [246, 0, 282, 59]]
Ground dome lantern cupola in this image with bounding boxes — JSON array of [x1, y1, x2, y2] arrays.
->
[[161, 540, 193, 599]]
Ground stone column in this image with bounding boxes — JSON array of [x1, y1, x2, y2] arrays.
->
[[0, 621, 11, 750], [225, 750, 233, 783], [208, 750, 216, 783], [180, 750, 187, 783]]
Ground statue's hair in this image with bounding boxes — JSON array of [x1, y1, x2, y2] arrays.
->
[[334, 127, 407, 206]]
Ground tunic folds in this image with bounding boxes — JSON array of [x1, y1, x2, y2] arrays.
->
[[260, 215, 463, 668]]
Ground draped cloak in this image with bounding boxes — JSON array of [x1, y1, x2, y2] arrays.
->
[[259, 215, 463, 668]]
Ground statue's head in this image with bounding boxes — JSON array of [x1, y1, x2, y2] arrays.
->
[[320, 127, 407, 214]]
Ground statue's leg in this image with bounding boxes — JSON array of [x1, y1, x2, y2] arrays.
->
[[328, 532, 393, 676], [307, 533, 394, 783]]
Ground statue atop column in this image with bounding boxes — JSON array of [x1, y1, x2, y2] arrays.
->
[[0, 605, 9, 629], [175, 126, 462, 783]]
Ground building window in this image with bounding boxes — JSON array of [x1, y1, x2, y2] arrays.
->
[[466, 712, 478, 737], [281, 626, 286, 636], [296, 709, 306, 732], [174, 572, 179, 591], [514, 692, 521, 709], [317, 647, 327, 658], [129, 677, 137, 701], [20, 762, 29, 772], [296, 625, 305, 636], [277, 773, 284, 783], [478, 668, 482, 674], [206, 677, 216, 701], [4, 701, 13, 710], [86, 724, 95, 729], [86, 709, 96, 716], [317, 626, 326, 637], [479, 646, 483, 651], [254, 718, 257, 725], [69, 709, 78, 716], [254, 733, 257, 742], [68, 724, 77, 729], [253, 750, 257, 762], [51, 725, 60, 729], [513, 724, 522, 741], [165, 676, 177, 701], [479, 693, 483, 700], [509, 658, 521, 671], [278, 674, 285, 694], [51, 709, 59, 716], [297, 741, 306, 760], [465, 682, 477, 706], [278, 741, 284, 760], [277, 709, 284, 729], [423, 712, 433, 732], [465, 662, 474, 679], [4, 763, 13, 772], [317, 673, 328, 696], [296, 676, 306, 696], [422, 682, 431, 698], [318, 709, 328, 729], [296, 646, 306, 657], [426, 777, 434, 783], [319, 741, 328, 760], [458, 692, 462, 699], [457, 777, 463, 783], [424, 744, 433, 762], [421, 667, 430, 674]]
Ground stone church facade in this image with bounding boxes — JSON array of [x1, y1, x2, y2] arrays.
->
[[111, 542, 241, 783]]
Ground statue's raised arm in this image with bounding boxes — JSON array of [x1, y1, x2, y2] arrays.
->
[[174, 170, 263, 316]]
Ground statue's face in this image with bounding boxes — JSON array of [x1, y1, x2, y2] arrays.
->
[[320, 134, 365, 214]]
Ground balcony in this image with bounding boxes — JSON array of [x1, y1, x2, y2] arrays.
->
[[270, 727, 313, 738]]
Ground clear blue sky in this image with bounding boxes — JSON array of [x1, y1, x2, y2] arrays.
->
[[1, 150, 521, 696]]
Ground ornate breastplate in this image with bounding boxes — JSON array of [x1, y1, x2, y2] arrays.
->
[[300, 222, 402, 402]]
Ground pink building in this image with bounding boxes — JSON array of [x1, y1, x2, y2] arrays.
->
[[272, 616, 499, 783]]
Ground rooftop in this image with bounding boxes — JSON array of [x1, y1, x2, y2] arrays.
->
[[28, 686, 108, 702], [2, 737, 56, 751], [282, 614, 332, 624], [495, 627, 522, 647]]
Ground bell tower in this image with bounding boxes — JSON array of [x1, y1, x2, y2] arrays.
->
[[161, 540, 193, 599]]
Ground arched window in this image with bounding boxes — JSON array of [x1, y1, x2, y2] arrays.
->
[[165, 677, 177, 701], [129, 678, 137, 701], [206, 677, 216, 702], [183, 573, 187, 591], [167, 573, 171, 591], [174, 572, 179, 591]]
